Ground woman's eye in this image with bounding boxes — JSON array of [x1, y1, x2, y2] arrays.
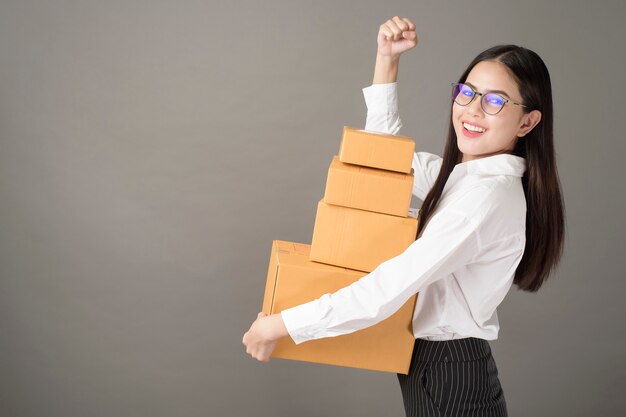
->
[[487, 95, 504, 105], [462, 89, 474, 97]]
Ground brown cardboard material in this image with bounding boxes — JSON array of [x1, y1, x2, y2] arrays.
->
[[338, 126, 415, 174], [324, 155, 414, 217], [310, 200, 419, 272], [262, 240, 417, 374]]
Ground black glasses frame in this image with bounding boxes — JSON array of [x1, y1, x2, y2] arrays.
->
[[451, 82, 528, 115]]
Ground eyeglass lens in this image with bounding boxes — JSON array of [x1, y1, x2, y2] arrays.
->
[[451, 83, 506, 115]]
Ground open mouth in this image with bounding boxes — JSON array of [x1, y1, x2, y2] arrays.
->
[[462, 122, 486, 137]]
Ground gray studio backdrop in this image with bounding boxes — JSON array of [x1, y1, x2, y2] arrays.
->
[[1, 1, 624, 416]]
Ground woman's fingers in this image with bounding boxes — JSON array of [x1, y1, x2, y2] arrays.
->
[[401, 17, 416, 31], [393, 16, 416, 41], [383, 18, 402, 41], [244, 337, 274, 362], [381, 16, 416, 41], [379, 23, 393, 40], [392, 16, 409, 32]]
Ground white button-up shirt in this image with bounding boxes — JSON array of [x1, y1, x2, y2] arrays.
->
[[280, 82, 527, 344]]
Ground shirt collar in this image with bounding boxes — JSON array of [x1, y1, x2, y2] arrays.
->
[[455, 153, 527, 177]]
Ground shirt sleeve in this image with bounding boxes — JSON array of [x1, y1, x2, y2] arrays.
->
[[362, 84, 442, 201], [412, 152, 444, 200], [362, 82, 403, 135], [280, 186, 495, 345]]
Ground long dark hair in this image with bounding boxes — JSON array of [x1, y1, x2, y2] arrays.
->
[[416, 45, 565, 292]]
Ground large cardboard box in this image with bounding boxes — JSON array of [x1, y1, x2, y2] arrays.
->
[[339, 126, 415, 174], [324, 155, 414, 217], [310, 200, 419, 272], [262, 240, 417, 374]]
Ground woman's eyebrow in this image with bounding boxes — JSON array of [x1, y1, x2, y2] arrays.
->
[[465, 82, 512, 99]]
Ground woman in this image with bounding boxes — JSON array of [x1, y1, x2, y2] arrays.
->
[[243, 16, 565, 417]]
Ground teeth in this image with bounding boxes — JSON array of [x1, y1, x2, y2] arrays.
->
[[463, 122, 486, 133]]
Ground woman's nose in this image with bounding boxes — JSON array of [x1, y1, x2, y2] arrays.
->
[[465, 95, 484, 116]]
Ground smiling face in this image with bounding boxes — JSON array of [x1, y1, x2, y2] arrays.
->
[[452, 60, 541, 163]]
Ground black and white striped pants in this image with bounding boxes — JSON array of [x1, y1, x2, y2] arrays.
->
[[397, 337, 508, 417]]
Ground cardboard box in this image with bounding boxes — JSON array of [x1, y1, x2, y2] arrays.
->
[[262, 240, 417, 374], [310, 200, 419, 272], [324, 155, 414, 217], [339, 126, 415, 174]]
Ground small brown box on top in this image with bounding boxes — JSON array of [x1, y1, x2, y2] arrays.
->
[[339, 126, 415, 174]]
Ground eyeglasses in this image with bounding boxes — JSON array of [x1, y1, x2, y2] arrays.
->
[[451, 82, 528, 115]]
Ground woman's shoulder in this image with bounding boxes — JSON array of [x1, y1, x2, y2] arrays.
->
[[476, 175, 526, 215], [467, 179, 527, 241]]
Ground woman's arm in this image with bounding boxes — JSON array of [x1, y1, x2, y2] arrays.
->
[[365, 18, 442, 201], [373, 54, 400, 84], [280, 185, 498, 346], [363, 17, 417, 135], [374, 16, 417, 80]]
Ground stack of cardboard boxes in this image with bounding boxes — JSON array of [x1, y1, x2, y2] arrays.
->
[[262, 126, 420, 374]]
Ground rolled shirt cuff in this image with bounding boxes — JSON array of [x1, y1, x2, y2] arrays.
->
[[280, 298, 332, 345], [362, 82, 399, 114]]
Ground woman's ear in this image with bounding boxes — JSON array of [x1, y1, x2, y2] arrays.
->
[[517, 110, 542, 137]]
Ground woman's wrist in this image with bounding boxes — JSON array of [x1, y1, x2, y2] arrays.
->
[[266, 313, 289, 341], [373, 54, 400, 84]]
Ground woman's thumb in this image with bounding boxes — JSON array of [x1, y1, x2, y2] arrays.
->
[[403, 31, 417, 40]]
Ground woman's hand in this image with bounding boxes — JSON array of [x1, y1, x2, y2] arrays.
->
[[242, 312, 289, 362], [377, 16, 417, 59], [372, 16, 417, 84]]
